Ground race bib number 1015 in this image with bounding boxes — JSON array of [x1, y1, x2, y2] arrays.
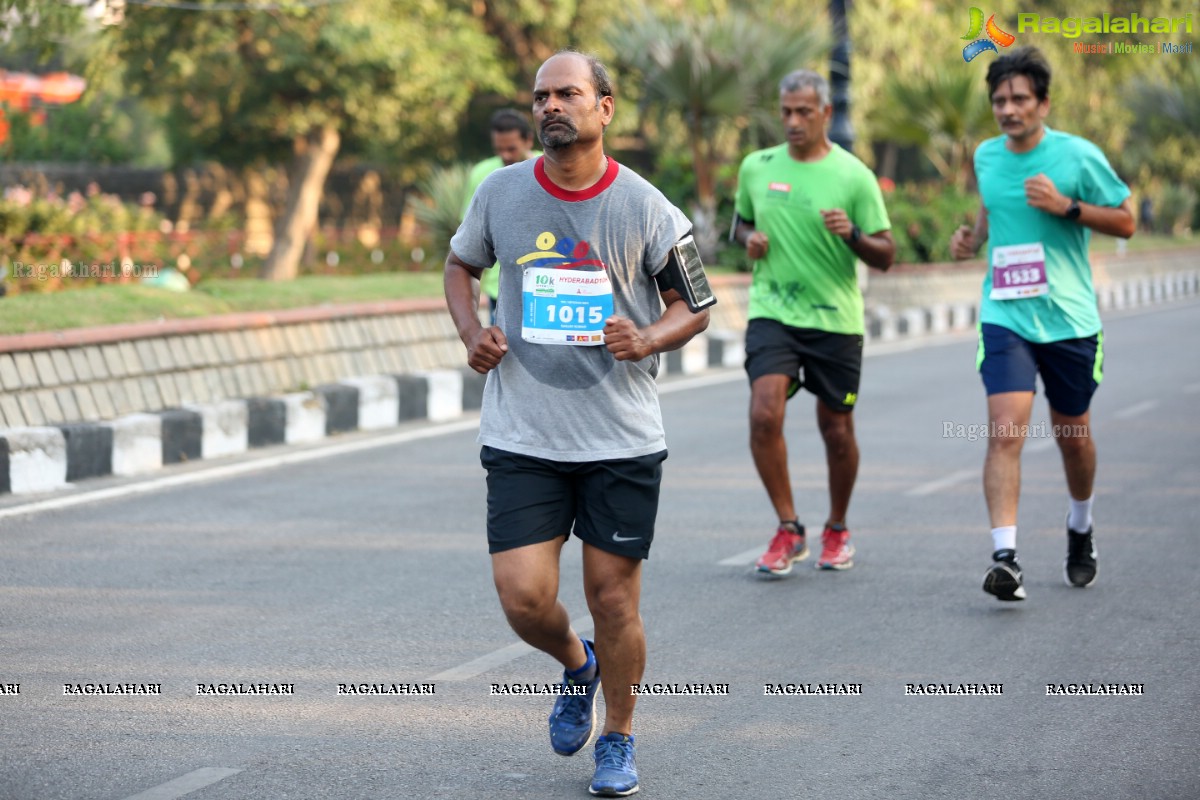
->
[[521, 267, 614, 345]]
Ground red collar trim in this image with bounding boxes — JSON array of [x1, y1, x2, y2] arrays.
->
[[534, 156, 619, 201]]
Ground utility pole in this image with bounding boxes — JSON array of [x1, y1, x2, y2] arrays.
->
[[828, 0, 855, 153]]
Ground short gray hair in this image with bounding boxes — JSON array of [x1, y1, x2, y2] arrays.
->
[[779, 70, 830, 107]]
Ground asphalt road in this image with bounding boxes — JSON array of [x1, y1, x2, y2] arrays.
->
[[2, 301, 1198, 800]]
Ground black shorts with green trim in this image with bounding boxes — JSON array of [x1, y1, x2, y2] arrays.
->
[[744, 318, 863, 411]]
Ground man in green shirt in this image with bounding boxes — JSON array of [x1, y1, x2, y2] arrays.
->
[[732, 69, 894, 577], [950, 47, 1134, 601], [463, 109, 539, 323]]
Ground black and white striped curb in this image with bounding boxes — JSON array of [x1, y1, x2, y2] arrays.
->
[[0, 332, 737, 496], [3, 267, 1197, 497]]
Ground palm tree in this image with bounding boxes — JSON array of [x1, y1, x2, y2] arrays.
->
[[608, 8, 827, 257], [871, 69, 995, 191], [408, 163, 473, 266], [1122, 58, 1200, 185]]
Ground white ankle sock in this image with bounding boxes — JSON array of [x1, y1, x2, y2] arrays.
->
[[1068, 496, 1094, 532], [991, 526, 1017, 553]]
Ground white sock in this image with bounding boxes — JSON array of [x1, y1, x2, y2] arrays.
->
[[991, 526, 1017, 553], [1068, 496, 1094, 532]]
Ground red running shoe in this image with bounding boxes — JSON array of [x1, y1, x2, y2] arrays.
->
[[755, 521, 808, 576], [817, 525, 855, 570]]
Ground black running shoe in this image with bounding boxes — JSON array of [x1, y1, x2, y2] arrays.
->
[[983, 549, 1026, 601], [1065, 526, 1097, 588]]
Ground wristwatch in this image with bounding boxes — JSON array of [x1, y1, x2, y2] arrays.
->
[[847, 225, 862, 244], [1064, 199, 1082, 221]]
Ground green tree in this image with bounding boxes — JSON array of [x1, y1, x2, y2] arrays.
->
[[851, 0, 1197, 187], [0, 0, 94, 58], [607, 4, 827, 257], [1122, 58, 1200, 186], [104, 0, 511, 280], [870, 69, 994, 190], [467, 0, 624, 99], [0, 97, 169, 165], [848, 0, 963, 171]]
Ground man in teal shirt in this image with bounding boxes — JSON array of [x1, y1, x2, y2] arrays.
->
[[733, 69, 894, 577], [463, 109, 538, 323], [950, 47, 1134, 601]]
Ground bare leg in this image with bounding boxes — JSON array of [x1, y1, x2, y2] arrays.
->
[[1050, 408, 1095, 501], [491, 537, 587, 671], [983, 391, 1035, 528], [749, 374, 796, 522], [582, 544, 644, 735], [816, 402, 858, 525]]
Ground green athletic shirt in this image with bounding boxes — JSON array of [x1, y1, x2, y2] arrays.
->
[[975, 126, 1130, 343], [734, 143, 891, 335], [463, 153, 540, 301]]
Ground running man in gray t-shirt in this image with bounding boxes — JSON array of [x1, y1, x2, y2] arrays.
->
[[444, 50, 711, 798]]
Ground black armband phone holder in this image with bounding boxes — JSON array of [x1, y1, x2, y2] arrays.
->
[[654, 233, 717, 313]]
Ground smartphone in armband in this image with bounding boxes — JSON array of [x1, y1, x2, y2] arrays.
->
[[728, 212, 744, 244], [660, 234, 716, 313]]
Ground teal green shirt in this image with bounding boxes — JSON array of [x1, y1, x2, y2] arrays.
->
[[735, 143, 890, 335], [976, 127, 1130, 343]]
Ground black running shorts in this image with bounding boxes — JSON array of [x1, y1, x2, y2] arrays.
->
[[480, 445, 667, 560], [744, 318, 864, 411]]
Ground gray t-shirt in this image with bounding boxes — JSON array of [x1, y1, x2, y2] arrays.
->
[[450, 156, 692, 461]]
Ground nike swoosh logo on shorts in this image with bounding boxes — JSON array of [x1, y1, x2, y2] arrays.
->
[[611, 533, 640, 543]]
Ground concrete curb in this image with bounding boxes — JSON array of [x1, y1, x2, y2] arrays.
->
[[108, 413, 162, 477], [0, 367, 506, 495], [4, 426, 67, 494], [0, 345, 738, 495], [2, 268, 1198, 497]]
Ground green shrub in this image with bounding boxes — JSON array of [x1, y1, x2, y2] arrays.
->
[[407, 163, 473, 267], [1, 101, 148, 165], [884, 182, 980, 264], [0, 186, 168, 294], [1154, 183, 1197, 235]]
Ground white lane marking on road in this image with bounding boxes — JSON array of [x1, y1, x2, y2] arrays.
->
[[119, 768, 243, 800], [1113, 400, 1159, 420], [1184, 383, 1200, 395], [906, 468, 977, 496], [433, 615, 594, 682], [0, 420, 481, 521], [718, 546, 764, 566]]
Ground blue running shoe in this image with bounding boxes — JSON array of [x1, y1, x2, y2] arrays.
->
[[548, 640, 599, 756], [590, 733, 639, 797]]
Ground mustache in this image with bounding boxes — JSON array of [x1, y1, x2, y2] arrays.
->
[[541, 115, 576, 131]]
